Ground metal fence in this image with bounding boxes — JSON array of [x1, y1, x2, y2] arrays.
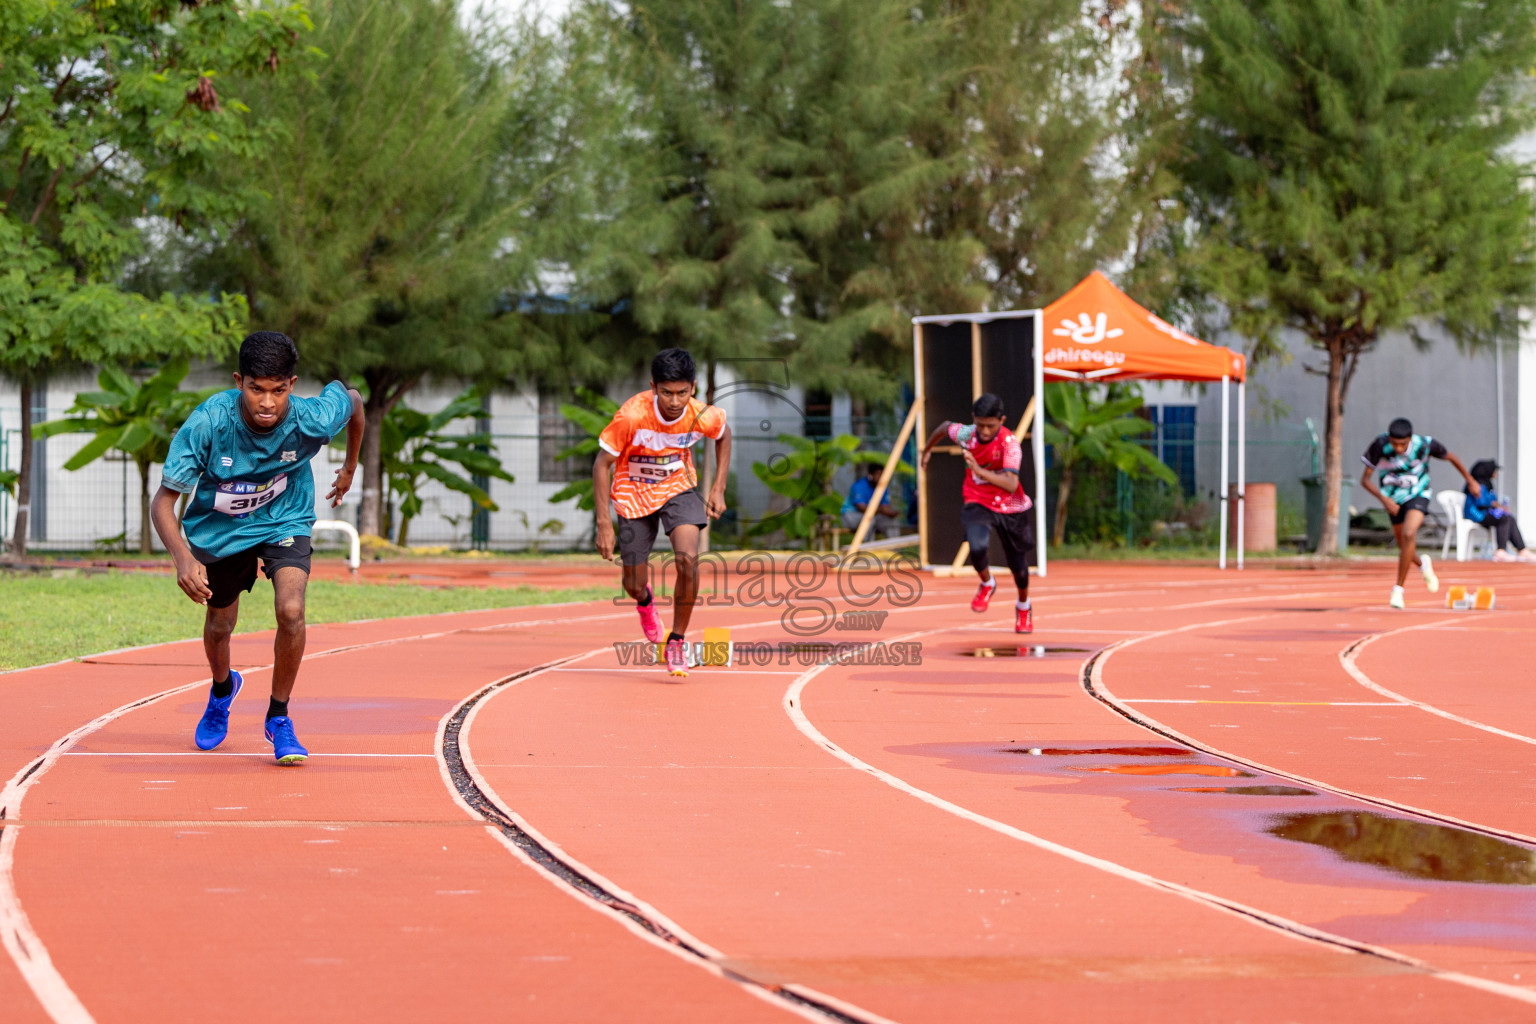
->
[[0, 417, 912, 553]]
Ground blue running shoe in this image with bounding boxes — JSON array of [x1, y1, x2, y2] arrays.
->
[[194, 670, 243, 751], [264, 715, 308, 766]]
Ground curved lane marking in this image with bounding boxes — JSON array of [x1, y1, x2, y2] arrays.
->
[[1087, 616, 1536, 846], [441, 635, 902, 1024], [0, 608, 632, 1024], [786, 628, 1536, 1007], [1340, 618, 1536, 746]]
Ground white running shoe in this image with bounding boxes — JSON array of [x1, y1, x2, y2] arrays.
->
[[1420, 553, 1439, 593], [1389, 585, 1405, 609]]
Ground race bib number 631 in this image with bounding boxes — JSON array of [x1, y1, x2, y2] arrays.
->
[[213, 473, 288, 517]]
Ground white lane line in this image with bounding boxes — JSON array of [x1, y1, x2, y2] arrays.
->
[[785, 628, 1536, 1008], [444, 617, 902, 1024], [1340, 619, 1536, 747], [1089, 617, 1536, 846], [1122, 699, 1405, 707], [0, 609, 630, 1024]]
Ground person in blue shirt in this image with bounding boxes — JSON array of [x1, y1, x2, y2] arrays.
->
[[842, 463, 899, 539], [150, 332, 364, 765], [1464, 460, 1533, 562]]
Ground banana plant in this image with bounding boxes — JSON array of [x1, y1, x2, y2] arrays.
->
[[1043, 382, 1177, 546], [380, 389, 513, 547], [35, 358, 220, 552], [749, 434, 906, 546], [548, 387, 621, 512]]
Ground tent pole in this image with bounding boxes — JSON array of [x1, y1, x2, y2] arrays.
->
[[1219, 375, 1229, 570], [1237, 380, 1246, 570], [1034, 312, 1047, 578]]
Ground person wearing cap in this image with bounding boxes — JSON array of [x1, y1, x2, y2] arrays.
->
[[1360, 417, 1481, 608], [1463, 460, 1533, 562], [842, 462, 901, 539]]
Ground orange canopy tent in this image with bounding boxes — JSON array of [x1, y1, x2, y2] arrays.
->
[[1041, 270, 1245, 383], [1041, 271, 1250, 567]]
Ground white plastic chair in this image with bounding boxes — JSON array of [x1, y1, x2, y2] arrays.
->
[[1437, 490, 1494, 561]]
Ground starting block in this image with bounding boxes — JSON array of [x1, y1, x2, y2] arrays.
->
[[652, 627, 733, 668], [1446, 585, 1496, 610]]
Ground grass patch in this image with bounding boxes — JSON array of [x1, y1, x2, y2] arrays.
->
[[0, 570, 614, 672]]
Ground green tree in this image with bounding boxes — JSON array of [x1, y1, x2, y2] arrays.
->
[[0, 0, 308, 556], [220, 0, 566, 538], [379, 390, 513, 547], [34, 359, 219, 553], [912, 0, 1165, 311], [1180, 0, 1536, 553], [1043, 383, 1177, 546]]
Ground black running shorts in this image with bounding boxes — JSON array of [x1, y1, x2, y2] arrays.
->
[[1388, 494, 1431, 526], [195, 536, 313, 609]]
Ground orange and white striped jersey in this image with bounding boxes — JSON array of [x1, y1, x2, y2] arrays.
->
[[598, 391, 728, 519]]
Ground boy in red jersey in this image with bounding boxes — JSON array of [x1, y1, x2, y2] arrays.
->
[[920, 393, 1035, 633], [593, 348, 732, 676]]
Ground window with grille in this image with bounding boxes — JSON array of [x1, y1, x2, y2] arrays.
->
[[539, 394, 592, 483]]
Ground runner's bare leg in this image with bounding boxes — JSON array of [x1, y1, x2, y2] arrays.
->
[[669, 524, 701, 634], [203, 599, 239, 682], [1393, 508, 1426, 587], [270, 566, 308, 702]]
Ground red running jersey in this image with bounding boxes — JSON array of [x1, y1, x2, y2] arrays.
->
[[948, 422, 1031, 514]]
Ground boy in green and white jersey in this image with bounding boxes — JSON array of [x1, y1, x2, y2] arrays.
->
[[1359, 417, 1480, 609]]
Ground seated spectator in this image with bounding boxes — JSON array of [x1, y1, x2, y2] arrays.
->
[[1464, 460, 1535, 562], [842, 463, 900, 538]]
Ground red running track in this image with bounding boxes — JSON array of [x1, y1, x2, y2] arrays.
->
[[5, 560, 1536, 1022]]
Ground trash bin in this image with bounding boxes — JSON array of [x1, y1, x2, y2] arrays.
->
[[1301, 475, 1352, 552], [1242, 482, 1277, 552]]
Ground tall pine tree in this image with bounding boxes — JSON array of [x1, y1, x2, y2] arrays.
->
[[1181, 0, 1536, 553]]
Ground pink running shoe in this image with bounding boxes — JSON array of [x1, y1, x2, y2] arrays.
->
[[637, 587, 663, 642], [665, 637, 689, 677]]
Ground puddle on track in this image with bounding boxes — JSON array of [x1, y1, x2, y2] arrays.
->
[[1003, 745, 1191, 757], [890, 738, 1536, 950], [1072, 764, 1254, 778], [1269, 811, 1536, 886], [1175, 785, 1317, 797]]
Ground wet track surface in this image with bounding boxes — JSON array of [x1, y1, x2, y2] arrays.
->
[[6, 561, 1536, 1021]]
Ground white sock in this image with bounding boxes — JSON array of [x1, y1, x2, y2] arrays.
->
[[1392, 584, 1404, 596], [1017, 599, 1030, 610], [979, 577, 996, 589]]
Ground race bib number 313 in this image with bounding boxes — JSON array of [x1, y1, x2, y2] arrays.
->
[[214, 473, 288, 517]]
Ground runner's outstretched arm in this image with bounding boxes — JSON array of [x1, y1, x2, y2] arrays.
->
[[150, 486, 212, 604], [326, 388, 366, 507], [1441, 450, 1482, 499], [706, 423, 732, 518], [593, 451, 617, 561], [1359, 466, 1394, 515], [919, 422, 952, 469]]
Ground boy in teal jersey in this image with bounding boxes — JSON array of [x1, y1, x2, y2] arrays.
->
[[151, 332, 364, 764], [1359, 416, 1480, 609]]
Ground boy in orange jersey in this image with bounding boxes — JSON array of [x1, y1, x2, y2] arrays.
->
[[594, 348, 732, 676]]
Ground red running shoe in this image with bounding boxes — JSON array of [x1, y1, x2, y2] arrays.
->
[[637, 586, 663, 642], [971, 580, 996, 613], [1015, 606, 1033, 634]]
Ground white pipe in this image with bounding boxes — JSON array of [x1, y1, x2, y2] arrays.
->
[[1034, 312, 1047, 578], [313, 519, 361, 572], [1218, 375, 1229, 570], [1237, 380, 1246, 570]]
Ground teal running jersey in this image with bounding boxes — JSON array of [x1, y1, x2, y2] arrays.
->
[[1360, 433, 1446, 505], [161, 382, 353, 560]]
